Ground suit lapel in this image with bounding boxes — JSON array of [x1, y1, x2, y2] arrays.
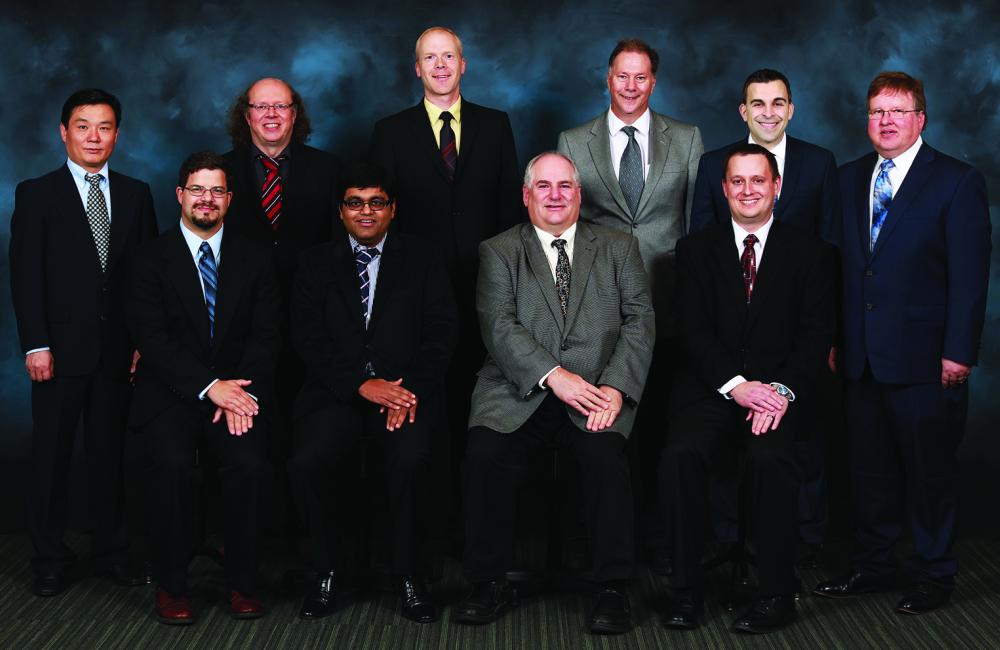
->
[[454, 100, 478, 183], [107, 171, 131, 271], [409, 102, 452, 183], [586, 116, 632, 221], [521, 225, 565, 331], [854, 153, 878, 260], [211, 229, 248, 349], [870, 144, 934, 261], [634, 112, 671, 218], [564, 223, 597, 333], [711, 225, 747, 312], [164, 226, 213, 350], [746, 221, 788, 330], [774, 138, 801, 220], [367, 236, 398, 333], [57, 166, 103, 274], [331, 239, 367, 331]]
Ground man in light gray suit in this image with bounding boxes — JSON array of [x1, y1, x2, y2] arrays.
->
[[453, 152, 655, 635], [556, 37, 703, 572]]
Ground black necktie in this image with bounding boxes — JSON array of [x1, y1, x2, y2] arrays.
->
[[741, 234, 758, 303]]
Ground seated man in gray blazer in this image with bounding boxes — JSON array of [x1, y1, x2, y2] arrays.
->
[[453, 152, 655, 635]]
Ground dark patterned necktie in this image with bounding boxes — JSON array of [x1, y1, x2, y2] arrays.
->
[[741, 234, 758, 303], [258, 153, 288, 230], [618, 125, 644, 216], [198, 242, 218, 338], [440, 111, 457, 180], [84, 173, 110, 271], [552, 239, 571, 318], [870, 159, 895, 251], [355, 246, 380, 326]]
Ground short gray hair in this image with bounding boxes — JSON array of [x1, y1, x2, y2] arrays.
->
[[523, 151, 581, 187]]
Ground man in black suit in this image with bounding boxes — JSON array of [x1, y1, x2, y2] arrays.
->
[[127, 152, 280, 624], [370, 27, 523, 499], [222, 77, 340, 521], [660, 144, 835, 633], [690, 69, 841, 567], [287, 161, 457, 623], [9, 88, 157, 596]]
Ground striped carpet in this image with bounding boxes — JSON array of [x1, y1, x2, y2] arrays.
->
[[1, 534, 998, 649]]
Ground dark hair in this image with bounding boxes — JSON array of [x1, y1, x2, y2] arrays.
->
[[867, 71, 927, 127], [742, 68, 792, 104], [226, 78, 313, 149], [724, 143, 780, 180], [177, 151, 232, 188], [338, 160, 395, 201], [608, 38, 659, 75], [61, 88, 122, 127]]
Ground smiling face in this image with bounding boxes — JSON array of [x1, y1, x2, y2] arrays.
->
[[176, 168, 231, 237], [723, 153, 781, 228], [607, 50, 656, 124], [867, 89, 925, 159], [245, 78, 296, 155], [340, 186, 395, 246], [60, 104, 119, 173], [523, 154, 581, 236], [740, 80, 794, 147], [414, 29, 466, 107]]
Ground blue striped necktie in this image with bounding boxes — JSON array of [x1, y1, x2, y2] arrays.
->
[[198, 241, 218, 338], [870, 159, 895, 251]]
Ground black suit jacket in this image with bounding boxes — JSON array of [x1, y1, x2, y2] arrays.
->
[[290, 233, 458, 419], [223, 143, 340, 297], [690, 136, 841, 245], [126, 225, 281, 426], [369, 99, 522, 296], [9, 164, 157, 377], [672, 221, 836, 409]]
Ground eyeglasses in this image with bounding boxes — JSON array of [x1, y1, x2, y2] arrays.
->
[[184, 185, 229, 197], [247, 103, 295, 114], [867, 108, 922, 120], [343, 197, 393, 211]]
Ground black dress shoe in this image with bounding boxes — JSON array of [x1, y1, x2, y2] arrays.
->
[[100, 563, 148, 587], [813, 570, 895, 598], [399, 575, 437, 623], [895, 581, 952, 615], [33, 573, 66, 597], [299, 571, 337, 619], [731, 595, 797, 634], [588, 586, 631, 634], [663, 589, 703, 630], [453, 580, 517, 624]]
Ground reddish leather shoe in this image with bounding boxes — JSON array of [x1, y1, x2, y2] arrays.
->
[[230, 590, 264, 619], [155, 587, 195, 625]]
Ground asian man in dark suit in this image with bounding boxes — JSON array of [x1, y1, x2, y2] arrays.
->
[[9, 88, 157, 597], [287, 161, 457, 623], [814, 72, 991, 615], [126, 151, 280, 624], [660, 144, 835, 634], [689, 69, 841, 569], [454, 152, 655, 635], [369, 27, 523, 498]]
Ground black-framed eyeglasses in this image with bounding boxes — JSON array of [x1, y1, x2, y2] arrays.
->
[[867, 108, 922, 120], [184, 185, 229, 197], [247, 102, 295, 114], [343, 197, 393, 211]]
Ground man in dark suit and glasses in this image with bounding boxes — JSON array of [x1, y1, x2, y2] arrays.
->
[[126, 151, 280, 624], [287, 161, 458, 623], [454, 152, 655, 634], [814, 71, 991, 615], [9, 87, 157, 596], [660, 144, 836, 634]]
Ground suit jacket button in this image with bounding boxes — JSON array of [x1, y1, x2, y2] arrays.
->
[[865, 303, 874, 311], [865, 270, 873, 277], [560, 344, 569, 351]]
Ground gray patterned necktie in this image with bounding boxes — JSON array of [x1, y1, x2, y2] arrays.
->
[[552, 239, 570, 318], [85, 173, 110, 270], [618, 125, 644, 217]]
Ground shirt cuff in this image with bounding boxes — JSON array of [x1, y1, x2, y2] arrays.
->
[[26, 347, 51, 356], [199, 378, 220, 400], [539, 366, 561, 389], [718, 375, 747, 398]]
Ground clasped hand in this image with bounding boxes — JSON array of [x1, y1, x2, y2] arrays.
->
[[208, 379, 258, 436], [545, 368, 623, 432], [729, 380, 789, 436], [359, 378, 418, 431]]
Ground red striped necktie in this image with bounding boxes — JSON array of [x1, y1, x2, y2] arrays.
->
[[440, 111, 457, 180], [258, 153, 288, 230]]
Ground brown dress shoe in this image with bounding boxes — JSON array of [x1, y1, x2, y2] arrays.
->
[[230, 590, 264, 619], [155, 587, 195, 625]]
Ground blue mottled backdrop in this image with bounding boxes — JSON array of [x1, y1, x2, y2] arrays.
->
[[1, 2, 997, 524]]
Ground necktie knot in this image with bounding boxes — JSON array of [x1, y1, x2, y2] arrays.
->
[[743, 234, 759, 248], [621, 125, 637, 139], [85, 173, 103, 187], [551, 238, 567, 252], [440, 111, 454, 125], [257, 153, 286, 172], [199, 241, 213, 257], [880, 159, 895, 173], [355, 246, 380, 266]]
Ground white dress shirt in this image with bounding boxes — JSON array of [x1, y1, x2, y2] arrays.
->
[[868, 135, 922, 226], [532, 222, 578, 387], [608, 109, 651, 181], [349, 233, 387, 327], [749, 133, 787, 196]]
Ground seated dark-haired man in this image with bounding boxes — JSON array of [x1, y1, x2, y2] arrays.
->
[[127, 151, 280, 624], [287, 161, 457, 623], [660, 144, 835, 634]]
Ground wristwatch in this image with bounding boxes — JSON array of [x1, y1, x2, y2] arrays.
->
[[769, 382, 796, 402]]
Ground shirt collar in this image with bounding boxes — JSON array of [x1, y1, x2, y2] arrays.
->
[[423, 96, 462, 124], [66, 158, 110, 185], [877, 135, 922, 171], [252, 143, 291, 162], [533, 221, 577, 248], [179, 220, 224, 262], [348, 233, 387, 254], [749, 133, 787, 161], [732, 215, 774, 250], [608, 108, 651, 137]]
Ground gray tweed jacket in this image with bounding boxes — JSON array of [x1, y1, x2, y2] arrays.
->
[[468, 221, 655, 438]]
